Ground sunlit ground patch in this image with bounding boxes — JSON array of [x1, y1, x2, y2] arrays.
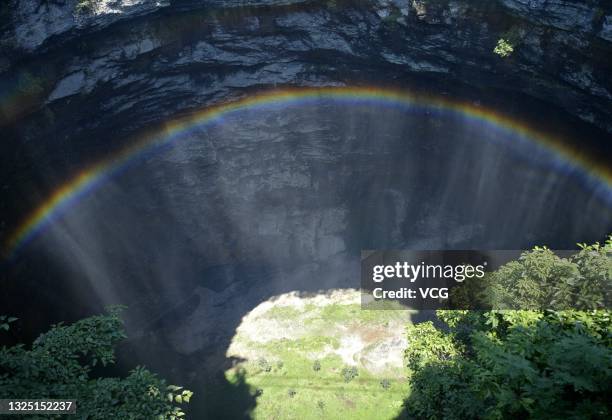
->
[[225, 289, 413, 419]]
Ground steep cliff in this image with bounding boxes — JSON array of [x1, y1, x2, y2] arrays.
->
[[2, 0, 611, 134]]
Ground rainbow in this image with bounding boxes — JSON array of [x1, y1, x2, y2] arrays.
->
[[4, 86, 612, 258]]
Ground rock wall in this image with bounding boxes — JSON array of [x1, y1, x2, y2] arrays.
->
[[1, 0, 611, 135]]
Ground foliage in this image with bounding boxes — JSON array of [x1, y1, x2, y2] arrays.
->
[[0, 307, 192, 419], [75, 0, 99, 15], [403, 239, 612, 419], [341, 366, 359, 383], [492, 240, 611, 310], [405, 321, 458, 370], [493, 38, 514, 57], [451, 237, 611, 310], [493, 25, 525, 58], [0, 315, 17, 331], [257, 357, 271, 373]]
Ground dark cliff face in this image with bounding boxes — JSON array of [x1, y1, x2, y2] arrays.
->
[[0, 1, 611, 417], [2, 0, 612, 131], [1, 0, 611, 242]]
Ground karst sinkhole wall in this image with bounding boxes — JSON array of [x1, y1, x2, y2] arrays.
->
[[1, 1, 612, 417], [3, 97, 611, 348], [2, 96, 611, 417]]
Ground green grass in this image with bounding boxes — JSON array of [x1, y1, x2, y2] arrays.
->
[[260, 335, 341, 355], [263, 305, 304, 320], [307, 302, 413, 324], [225, 298, 412, 419], [226, 351, 409, 419]]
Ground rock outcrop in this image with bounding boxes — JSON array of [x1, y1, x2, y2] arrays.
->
[[1, 0, 611, 135]]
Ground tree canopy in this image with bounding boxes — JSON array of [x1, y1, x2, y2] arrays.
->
[[401, 238, 611, 419], [0, 306, 192, 420]]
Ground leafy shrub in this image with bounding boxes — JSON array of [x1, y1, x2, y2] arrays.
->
[[451, 238, 612, 310], [403, 239, 612, 419], [341, 366, 358, 383], [0, 307, 192, 419], [317, 400, 325, 410], [257, 357, 271, 372], [75, 0, 101, 15], [405, 309, 611, 419], [0, 315, 17, 331], [493, 25, 526, 59], [313, 360, 321, 372], [494, 38, 514, 57]]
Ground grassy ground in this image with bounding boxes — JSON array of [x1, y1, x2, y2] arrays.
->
[[224, 289, 412, 419]]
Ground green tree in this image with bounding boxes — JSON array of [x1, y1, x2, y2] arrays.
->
[[0, 307, 192, 419], [401, 238, 612, 419], [451, 237, 611, 310], [341, 366, 358, 383]]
